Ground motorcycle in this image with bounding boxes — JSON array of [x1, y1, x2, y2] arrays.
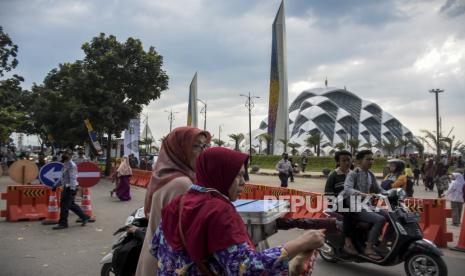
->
[[319, 188, 448, 276], [100, 207, 148, 276]]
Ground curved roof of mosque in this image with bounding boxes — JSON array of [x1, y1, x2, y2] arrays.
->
[[258, 87, 413, 148]]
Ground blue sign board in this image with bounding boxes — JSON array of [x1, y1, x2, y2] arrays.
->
[[39, 162, 64, 188]]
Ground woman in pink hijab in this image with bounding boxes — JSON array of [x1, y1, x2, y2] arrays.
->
[[136, 126, 211, 276]]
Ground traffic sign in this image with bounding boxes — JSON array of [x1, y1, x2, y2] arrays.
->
[[77, 162, 101, 188], [39, 162, 64, 188], [9, 160, 39, 184]]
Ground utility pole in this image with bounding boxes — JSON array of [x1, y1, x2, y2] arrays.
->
[[197, 98, 207, 131], [164, 109, 179, 132], [240, 92, 260, 163], [429, 89, 444, 160]]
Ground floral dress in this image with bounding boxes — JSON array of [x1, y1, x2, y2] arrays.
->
[[151, 223, 289, 275]]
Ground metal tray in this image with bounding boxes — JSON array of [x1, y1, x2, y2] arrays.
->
[[233, 199, 290, 225]]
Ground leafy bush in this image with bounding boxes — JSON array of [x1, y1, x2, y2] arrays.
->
[[250, 155, 389, 173]]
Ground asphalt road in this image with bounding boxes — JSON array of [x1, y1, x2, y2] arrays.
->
[[1, 174, 464, 276]]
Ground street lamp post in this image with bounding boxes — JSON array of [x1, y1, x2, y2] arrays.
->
[[240, 92, 260, 163], [197, 98, 207, 131], [429, 89, 444, 160], [164, 109, 179, 132]]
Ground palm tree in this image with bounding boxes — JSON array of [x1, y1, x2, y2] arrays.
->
[[335, 142, 346, 151], [259, 133, 272, 155], [347, 138, 360, 156], [378, 138, 397, 156], [212, 138, 225, 147], [306, 130, 322, 156], [397, 137, 411, 156], [442, 135, 463, 157], [410, 137, 425, 158], [420, 129, 443, 155], [279, 138, 289, 153], [228, 133, 245, 151], [287, 142, 301, 156], [361, 141, 373, 149]]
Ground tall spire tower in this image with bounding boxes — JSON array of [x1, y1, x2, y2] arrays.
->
[[187, 72, 198, 127], [267, 0, 288, 154]]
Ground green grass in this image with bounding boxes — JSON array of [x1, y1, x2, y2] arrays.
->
[[250, 155, 394, 173]]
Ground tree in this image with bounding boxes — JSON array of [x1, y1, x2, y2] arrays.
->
[[287, 142, 301, 156], [306, 130, 322, 156], [347, 138, 360, 156], [212, 138, 225, 147], [361, 141, 374, 149], [335, 142, 346, 151], [377, 138, 397, 156], [258, 133, 272, 155], [0, 27, 32, 143], [278, 138, 289, 154], [140, 137, 154, 155], [228, 133, 244, 151], [396, 137, 411, 156], [28, 34, 169, 175], [0, 26, 18, 77], [442, 135, 463, 157], [410, 137, 425, 158], [420, 129, 444, 155]]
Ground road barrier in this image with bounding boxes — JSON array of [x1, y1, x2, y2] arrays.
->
[[129, 169, 152, 188], [1, 185, 49, 221], [451, 209, 465, 252], [239, 183, 453, 248]]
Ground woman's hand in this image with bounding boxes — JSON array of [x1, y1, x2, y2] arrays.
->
[[284, 229, 326, 259]]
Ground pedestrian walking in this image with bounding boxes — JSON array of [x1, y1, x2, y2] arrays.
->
[[300, 153, 308, 173], [73, 148, 88, 164], [52, 149, 91, 230], [276, 153, 292, 187], [129, 153, 139, 168], [424, 159, 435, 191], [413, 165, 421, 186], [444, 173, 464, 226], [435, 163, 449, 198], [111, 156, 132, 201], [289, 157, 295, 182]]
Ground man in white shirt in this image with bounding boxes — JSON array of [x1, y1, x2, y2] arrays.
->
[[276, 153, 292, 188]]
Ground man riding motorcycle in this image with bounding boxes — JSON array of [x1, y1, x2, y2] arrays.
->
[[342, 150, 389, 260]]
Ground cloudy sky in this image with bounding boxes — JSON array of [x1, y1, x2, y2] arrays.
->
[[2, 0, 464, 147]]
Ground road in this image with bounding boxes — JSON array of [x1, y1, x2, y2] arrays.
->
[[0, 174, 464, 275]]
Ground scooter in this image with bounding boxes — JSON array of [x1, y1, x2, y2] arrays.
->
[[319, 188, 448, 276], [100, 207, 147, 276]]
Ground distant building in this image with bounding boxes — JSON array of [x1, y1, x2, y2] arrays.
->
[[253, 87, 415, 155]]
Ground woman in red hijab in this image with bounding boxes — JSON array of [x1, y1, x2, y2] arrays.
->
[[151, 147, 326, 275], [136, 127, 211, 276]]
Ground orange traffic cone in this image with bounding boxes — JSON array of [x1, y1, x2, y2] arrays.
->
[[451, 210, 465, 252], [80, 188, 96, 222], [41, 189, 60, 225]]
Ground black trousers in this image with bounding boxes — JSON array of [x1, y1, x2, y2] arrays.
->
[[58, 187, 88, 226], [279, 173, 289, 187], [353, 209, 389, 244]]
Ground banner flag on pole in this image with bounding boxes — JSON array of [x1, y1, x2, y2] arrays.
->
[[84, 119, 103, 155]]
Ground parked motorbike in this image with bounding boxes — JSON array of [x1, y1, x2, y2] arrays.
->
[[319, 188, 448, 276], [100, 207, 147, 276]]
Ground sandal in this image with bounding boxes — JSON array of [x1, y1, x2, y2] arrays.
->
[[365, 251, 383, 260]]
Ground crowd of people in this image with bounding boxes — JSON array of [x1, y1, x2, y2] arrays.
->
[[1, 129, 463, 274]]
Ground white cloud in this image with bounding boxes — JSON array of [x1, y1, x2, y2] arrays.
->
[[1, 0, 464, 144]]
